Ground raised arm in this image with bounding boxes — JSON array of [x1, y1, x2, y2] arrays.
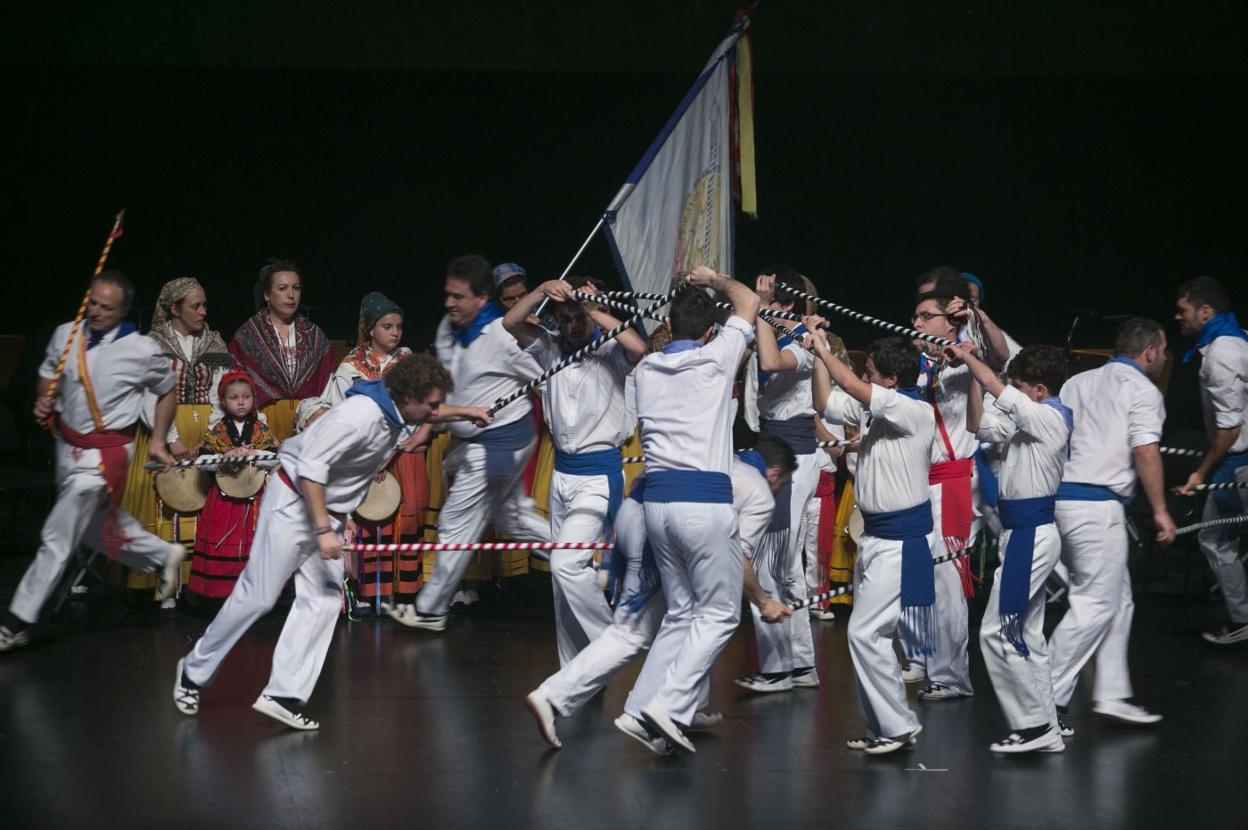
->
[[687, 265, 759, 325], [753, 275, 798, 373], [945, 342, 998, 433], [805, 315, 873, 408], [580, 285, 646, 364], [501, 282, 559, 348]]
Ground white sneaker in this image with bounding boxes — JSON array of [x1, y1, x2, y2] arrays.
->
[[640, 704, 696, 754], [790, 667, 820, 689], [863, 727, 922, 755], [900, 664, 926, 684], [524, 690, 561, 749], [1092, 699, 1162, 725], [0, 624, 32, 654], [252, 695, 320, 730], [918, 683, 971, 701], [172, 658, 200, 716], [1202, 622, 1248, 645], [848, 724, 921, 751], [809, 607, 836, 622], [689, 710, 723, 731], [155, 543, 187, 602], [383, 603, 447, 632], [733, 673, 794, 694], [990, 727, 1065, 754], [614, 714, 677, 756]]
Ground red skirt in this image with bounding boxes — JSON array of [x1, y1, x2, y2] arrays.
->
[[187, 483, 263, 600], [357, 449, 429, 598]]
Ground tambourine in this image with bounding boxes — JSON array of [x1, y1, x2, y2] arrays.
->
[[154, 467, 210, 513], [215, 463, 268, 500], [846, 504, 864, 544], [355, 471, 401, 522]]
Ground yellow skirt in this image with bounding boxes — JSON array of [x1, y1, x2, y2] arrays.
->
[[121, 403, 213, 589], [261, 398, 300, 442], [828, 480, 857, 606]]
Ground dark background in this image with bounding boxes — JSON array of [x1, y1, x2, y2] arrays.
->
[[3, 1, 1246, 433]]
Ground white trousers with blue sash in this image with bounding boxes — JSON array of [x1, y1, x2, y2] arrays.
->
[[548, 470, 616, 665], [1197, 463, 1248, 624]]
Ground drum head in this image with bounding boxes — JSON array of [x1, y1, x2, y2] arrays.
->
[[847, 505, 864, 544], [355, 471, 401, 522], [154, 467, 210, 513], [216, 464, 268, 500]]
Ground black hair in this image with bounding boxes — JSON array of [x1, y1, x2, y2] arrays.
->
[[866, 336, 920, 386], [1008, 344, 1068, 395], [385, 352, 454, 403], [755, 436, 798, 476], [254, 258, 302, 311], [446, 254, 494, 297], [668, 288, 719, 341], [1113, 317, 1165, 358], [1177, 275, 1230, 313]]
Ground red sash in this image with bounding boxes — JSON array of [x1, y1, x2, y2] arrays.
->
[[814, 470, 838, 597], [58, 419, 137, 558]]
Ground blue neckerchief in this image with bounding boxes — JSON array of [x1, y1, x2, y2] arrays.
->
[[1041, 395, 1075, 458], [860, 501, 935, 657], [735, 449, 767, 478], [559, 325, 602, 358], [918, 354, 941, 397], [1109, 355, 1146, 376], [758, 323, 806, 388], [663, 339, 701, 354], [898, 386, 922, 400], [554, 447, 623, 528], [451, 301, 504, 348], [344, 379, 403, 429], [87, 321, 136, 350], [1184, 311, 1248, 363], [996, 495, 1058, 657]]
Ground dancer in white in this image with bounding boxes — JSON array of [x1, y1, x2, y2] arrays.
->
[[502, 276, 645, 665]]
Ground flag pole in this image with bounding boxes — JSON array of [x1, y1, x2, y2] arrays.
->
[[533, 216, 606, 317]]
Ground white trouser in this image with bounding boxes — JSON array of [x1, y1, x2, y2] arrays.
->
[[548, 470, 615, 665], [417, 437, 549, 615], [1048, 500, 1135, 707], [624, 500, 741, 726], [10, 439, 172, 624], [540, 497, 665, 715], [802, 491, 823, 598], [849, 534, 921, 739], [1198, 464, 1248, 624], [979, 523, 1062, 731], [908, 480, 976, 695], [183, 479, 344, 704]]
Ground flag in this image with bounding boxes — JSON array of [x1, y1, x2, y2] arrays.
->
[[603, 11, 757, 301]]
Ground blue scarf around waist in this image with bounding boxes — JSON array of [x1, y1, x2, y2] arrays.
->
[[1055, 481, 1131, 506], [644, 470, 733, 504], [1183, 311, 1248, 364], [468, 414, 535, 475], [761, 416, 817, 455], [555, 446, 624, 528], [1211, 449, 1248, 528], [996, 495, 1057, 657], [860, 500, 935, 657]]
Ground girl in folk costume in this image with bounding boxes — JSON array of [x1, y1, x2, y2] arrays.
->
[[326, 292, 430, 607], [229, 259, 335, 441], [185, 371, 279, 606], [122, 277, 234, 594]]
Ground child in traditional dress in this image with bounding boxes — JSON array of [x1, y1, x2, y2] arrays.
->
[[185, 370, 279, 608]]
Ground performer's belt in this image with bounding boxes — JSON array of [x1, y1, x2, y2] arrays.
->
[[554, 447, 624, 526], [644, 470, 733, 504], [1211, 450, 1248, 517], [761, 416, 817, 456], [1056, 481, 1131, 506], [628, 475, 647, 504], [57, 418, 138, 558], [860, 500, 935, 657], [928, 457, 973, 484], [996, 495, 1058, 657], [467, 415, 535, 475], [928, 458, 974, 570]]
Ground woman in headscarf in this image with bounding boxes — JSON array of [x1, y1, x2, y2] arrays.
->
[[228, 258, 334, 440], [121, 276, 234, 596], [326, 292, 430, 608]]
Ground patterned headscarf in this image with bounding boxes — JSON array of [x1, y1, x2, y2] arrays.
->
[[357, 291, 404, 344], [152, 277, 204, 327]]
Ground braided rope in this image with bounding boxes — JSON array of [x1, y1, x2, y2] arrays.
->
[[789, 547, 972, 610], [1175, 513, 1248, 537], [1182, 481, 1248, 492], [347, 540, 612, 552], [571, 290, 669, 324], [1159, 447, 1205, 458], [777, 282, 955, 347], [144, 451, 279, 471]]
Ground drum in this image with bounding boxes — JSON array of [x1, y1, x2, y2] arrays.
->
[[154, 467, 210, 513], [215, 463, 269, 500], [355, 471, 401, 522], [846, 504, 864, 544]]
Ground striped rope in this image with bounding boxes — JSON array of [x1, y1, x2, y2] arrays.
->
[[789, 547, 972, 610], [571, 290, 669, 324], [1159, 446, 1205, 458], [346, 540, 612, 552], [143, 451, 279, 470], [1176, 513, 1248, 537], [1181, 481, 1248, 492], [777, 282, 955, 347]]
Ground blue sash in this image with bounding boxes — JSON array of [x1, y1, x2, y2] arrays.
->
[[997, 496, 1057, 657], [644, 470, 733, 504], [1056, 481, 1131, 506], [554, 447, 624, 528], [861, 501, 935, 657], [761, 415, 817, 455], [974, 448, 999, 509], [468, 415, 535, 475], [627, 474, 647, 503], [1211, 450, 1248, 531]]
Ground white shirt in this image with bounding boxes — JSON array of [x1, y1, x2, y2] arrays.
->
[[525, 333, 633, 453], [1061, 360, 1165, 498], [279, 395, 408, 515], [917, 358, 977, 463], [323, 351, 407, 405], [1198, 335, 1248, 454], [824, 385, 934, 514], [635, 316, 754, 475], [744, 338, 815, 429], [39, 323, 174, 434], [434, 315, 542, 438], [731, 458, 775, 560], [975, 384, 1069, 500]]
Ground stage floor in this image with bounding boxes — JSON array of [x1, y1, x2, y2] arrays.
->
[[0, 580, 1244, 830]]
